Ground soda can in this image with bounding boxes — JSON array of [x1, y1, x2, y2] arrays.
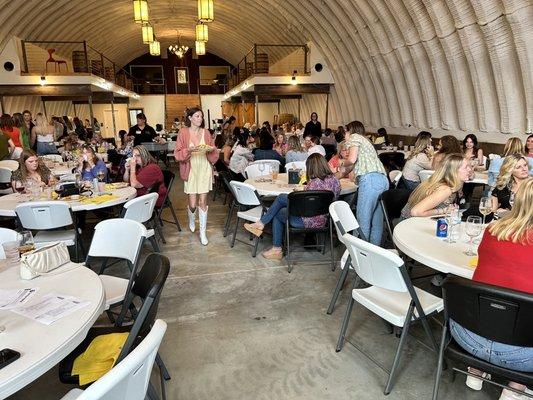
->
[[436, 218, 448, 238]]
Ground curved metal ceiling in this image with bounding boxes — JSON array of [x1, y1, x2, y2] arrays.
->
[[0, 0, 531, 135]]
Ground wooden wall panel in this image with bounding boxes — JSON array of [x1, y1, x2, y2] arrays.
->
[[165, 94, 201, 128]]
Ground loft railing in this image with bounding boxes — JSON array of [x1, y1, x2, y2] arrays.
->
[[227, 43, 309, 89], [20, 40, 138, 91]]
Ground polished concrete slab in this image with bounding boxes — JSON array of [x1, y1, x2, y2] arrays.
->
[[8, 176, 499, 400]]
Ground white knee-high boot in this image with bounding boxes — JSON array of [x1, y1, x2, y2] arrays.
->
[[199, 206, 208, 246], [188, 207, 196, 232]]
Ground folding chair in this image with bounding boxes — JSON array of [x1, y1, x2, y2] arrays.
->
[[245, 160, 280, 179], [419, 169, 434, 182], [285, 161, 306, 171], [121, 193, 162, 252], [335, 233, 442, 394], [379, 188, 411, 248], [154, 170, 181, 244]]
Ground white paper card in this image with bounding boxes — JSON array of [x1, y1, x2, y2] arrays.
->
[[12, 293, 90, 325]]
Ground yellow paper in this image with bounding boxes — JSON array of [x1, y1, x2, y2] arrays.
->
[[468, 257, 478, 268], [80, 194, 119, 205]]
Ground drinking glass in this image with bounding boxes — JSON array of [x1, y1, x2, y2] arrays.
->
[[97, 170, 106, 182], [2, 240, 20, 266], [19, 231, 35, 255], [271, 164, 279, 181], [444, 207, 458, 243], [258, 163, 265, 182], [464, 216, 483, 256], [478, 196, 492, 226], [14, 180, 25, 197], [54, 183, 64, 198]]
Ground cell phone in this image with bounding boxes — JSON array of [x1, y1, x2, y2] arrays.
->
[[0, 348, 20, 369]]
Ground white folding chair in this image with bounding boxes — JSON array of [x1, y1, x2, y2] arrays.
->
[[42, 154, 63, 163], [285, 161, 306, 171], [86, 219, 147, 314], [60, 319, 167, 400], [228, 181, 266, 257], [389, 170, 402, 188], [0, 167, 13, 195], [336, 233, 443, 395], [122, 193, 161, 252], [419, 169, 434, 182], [0, 160, 19, 171], [14, 201, 82, 259], [249, 159, 281, 168], [0, 228, 19, 259], [245, 160, 281, 179]]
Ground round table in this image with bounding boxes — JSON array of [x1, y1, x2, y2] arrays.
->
[[244, 173, 357, 197], [0, 262, 105, 398], [0, 186, 137, 217], [393, 217, 480, 279], [470, 170, 488, 185]]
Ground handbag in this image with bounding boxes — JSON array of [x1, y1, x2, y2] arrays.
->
[[20, 242, 71, 280]]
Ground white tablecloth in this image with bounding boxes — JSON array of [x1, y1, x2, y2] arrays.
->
[[244, 173, 357, 197], [0, 263, 105, 398], [393, 217, 480, 279]]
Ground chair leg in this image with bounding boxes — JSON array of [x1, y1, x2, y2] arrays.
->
[[384, 303, 415, 395], [149, 236, 161, 252], [286, 226, 292, 273], [167, 201, 182, 231], [147, 381, 161, 400], [327, 255, 351, 314], [431, 324, 448, 400], [230, 216, 240, 247], [156, 352, 171, 380], [98, 257, 109, 274], [251, 233, 260, 257], [153, 215, 167, 244], [335, 295, 355, 352], [329, 222, 335, 271], [223, 200, 235, 237]]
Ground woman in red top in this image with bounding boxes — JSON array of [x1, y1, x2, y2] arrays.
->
[[124, 145, 166, 207], [0, 114, 22, 158], [451, 177, 533, 399]]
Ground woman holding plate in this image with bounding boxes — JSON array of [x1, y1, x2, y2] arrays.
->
[[174, 107, 218, 245]]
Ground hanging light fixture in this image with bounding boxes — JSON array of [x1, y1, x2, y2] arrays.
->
[[195, 23, 208, 42], [149, 40, 160, 56], [141, 23, 154, 44], [168, 31, 189, 58], [198, 0, 214, 22], [133, 0, 149, 24], [291, 70, 297, 85], [195, 40, 206, 56]]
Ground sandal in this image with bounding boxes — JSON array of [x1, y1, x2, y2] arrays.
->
[[244, 223, 263, 237], [262, 248, 283, 260]]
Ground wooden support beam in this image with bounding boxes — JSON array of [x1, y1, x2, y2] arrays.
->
[[0, 85, 92, 96], [254, 84, 330, 95]]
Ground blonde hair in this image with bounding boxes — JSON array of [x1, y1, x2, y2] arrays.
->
[[495, 154, 528, 190], [407, 137, 431, 161], [34, 113, 50, 130], [287, 135, 303, 152], [489, 177, 533, 244], [407, 153, 464, 206], [502, 137, 524, 157]]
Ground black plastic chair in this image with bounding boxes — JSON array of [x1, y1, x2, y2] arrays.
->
[[155, 170, 182, 244], [379, 188, 411, 247], [379, 152, 406, 172], [286, 190, 335, 273], [433, 276, 533, 400], [59, 253, 171, 400]]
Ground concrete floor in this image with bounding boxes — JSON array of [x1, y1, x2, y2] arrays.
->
[[8, 174, 499, 400]]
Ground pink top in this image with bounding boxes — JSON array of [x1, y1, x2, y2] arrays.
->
[[174, 127, 218, 181]]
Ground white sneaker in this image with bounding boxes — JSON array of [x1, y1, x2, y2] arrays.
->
[[465, 368, 490, 391], [499, 388, 531, 400]]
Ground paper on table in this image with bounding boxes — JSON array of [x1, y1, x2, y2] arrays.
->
[[0, 288, 39, 310], [12, 293, 90, 325]]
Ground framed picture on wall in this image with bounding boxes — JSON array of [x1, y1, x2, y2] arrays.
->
[[175, 67, 190, 94]]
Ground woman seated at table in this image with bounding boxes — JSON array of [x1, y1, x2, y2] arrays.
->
[[463, 133, 484, 166], [123, 145, 167, 207], [11, 149, 54, 190], [273, 133, 287, 156], [229, 130, 254, 182], [432, 135, 462, 170], [244, 153, 340, 260], [328, 141, 348, 172], [253, 129, 284, 165], [400, 154, 470, 219], [450, 177, 533, 398], [285, 136, 308, 163], [488, 138, 533, 187], [491, 154, 530, 217], [76, 145, 108, 182], [402, 136, 433, 190]]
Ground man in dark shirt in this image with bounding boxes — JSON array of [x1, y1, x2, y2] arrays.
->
[[128, 113, 157, 146], [303, 111, 322, 139]]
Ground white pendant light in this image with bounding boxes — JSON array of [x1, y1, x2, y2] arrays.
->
[[195, 23, 208, 42], [195, 40, 206, 56], [149, 40, 160, 56], [133, 0, 149, 24], [198, 0, 214, 22], [141, 23, 154, 44]]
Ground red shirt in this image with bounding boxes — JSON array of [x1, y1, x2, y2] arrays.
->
[[2, 127, 21, 147], [473, 229, 533, 293], [136, 163, 167, 207]]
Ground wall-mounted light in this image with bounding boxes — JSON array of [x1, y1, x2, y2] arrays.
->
[[291, 70, 297, 85], [141, 23, 154, 44], [195, 40, 206, 56], [195, 23, 208, 42], [133, 0, 149, 23], [149, 40, 160, 56], [198, 0, 214, 22], [40, 76, 46, 86]]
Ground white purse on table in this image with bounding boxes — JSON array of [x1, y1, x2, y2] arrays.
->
[[20, 242, 70, 280]]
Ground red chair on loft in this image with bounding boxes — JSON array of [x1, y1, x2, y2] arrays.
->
[[46, 48, 67, 72]]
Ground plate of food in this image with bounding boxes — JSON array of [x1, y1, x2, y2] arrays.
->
[[191, 144, 215, 153], [105, 182, 129, 190]]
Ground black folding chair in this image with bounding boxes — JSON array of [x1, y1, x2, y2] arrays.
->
[[285, 190, 335, 273], [218, 171, 236, 237], [433, 276, 533, 400], [155, 170, 182, 244], [379, 188, 411, 247], [59, 253, 171, 400]]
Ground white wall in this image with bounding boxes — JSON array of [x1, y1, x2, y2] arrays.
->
[[128, 95, 165, 128], [257, 103, 278, 125], [200, 94, 224, 128]]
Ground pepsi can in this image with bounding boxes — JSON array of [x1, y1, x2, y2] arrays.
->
[[436, 218, 448, 238]]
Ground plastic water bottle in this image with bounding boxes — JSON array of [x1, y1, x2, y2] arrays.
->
[[92, 178, 99, 195]]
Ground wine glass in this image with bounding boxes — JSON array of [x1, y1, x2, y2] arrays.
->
[[19, 230, 35, 255], [444, 207, 458, 243], [464, 216, 483, 256], [509, 192, 515, 208], [14, 181, 25, 197], [97, 170, 106, 182], [54, 183, 64, 198], [478, 196, 492, 226], [257, 163, 265, 182]]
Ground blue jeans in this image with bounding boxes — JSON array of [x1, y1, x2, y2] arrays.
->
[[450, 319, 533, 372], [356, 172, 389, 245], [36, 142, 58, 155], [404, 179, 419, 191], [260, 194, 304, 247]]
